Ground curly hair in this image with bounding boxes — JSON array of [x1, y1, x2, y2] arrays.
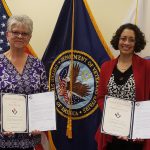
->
[[110, 23, 146, 53]]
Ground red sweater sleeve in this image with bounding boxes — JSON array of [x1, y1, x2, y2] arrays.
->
[[97, 62, 110, 110]]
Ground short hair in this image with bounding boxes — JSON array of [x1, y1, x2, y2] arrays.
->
[[110, 23, 146, 53], [7, 15, 33, 34]]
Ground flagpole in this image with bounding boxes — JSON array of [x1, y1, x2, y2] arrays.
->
[[2, 0, 11, 16], [135, 0, 139, 24], [66, 0, 75, 139]]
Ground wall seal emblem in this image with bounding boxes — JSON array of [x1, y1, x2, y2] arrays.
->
[[49, 50, 100, 119]]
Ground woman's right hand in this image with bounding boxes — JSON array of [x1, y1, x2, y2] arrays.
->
[[2, 131, 15, 137]]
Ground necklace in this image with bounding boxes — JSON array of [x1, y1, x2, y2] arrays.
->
[[117, 64, 130, 72], [117, 59, 132, 72]]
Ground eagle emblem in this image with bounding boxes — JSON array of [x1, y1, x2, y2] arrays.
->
[[50, 50, 99, 119], [58, 63, 90, 105]]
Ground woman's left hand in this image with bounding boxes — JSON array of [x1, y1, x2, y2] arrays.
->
[[133, 138, 144, 143], [31, 130, 42, 136], [117, 136, 144, 143]]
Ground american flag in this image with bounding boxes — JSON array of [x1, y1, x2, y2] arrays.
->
[[0, 1, 10, 53], [0, 1, 51, 150]]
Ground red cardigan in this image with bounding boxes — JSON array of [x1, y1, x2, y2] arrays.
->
[[95, 54, 150, 150]]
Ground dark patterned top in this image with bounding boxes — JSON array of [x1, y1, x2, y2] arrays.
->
[[107, 66, 135, 101], [0, 54, 48, 149]]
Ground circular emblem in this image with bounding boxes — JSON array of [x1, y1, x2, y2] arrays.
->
[[49, 50, 100, 119]]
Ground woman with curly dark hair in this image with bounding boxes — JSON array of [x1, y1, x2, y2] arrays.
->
[[95, 23, 150, 150]]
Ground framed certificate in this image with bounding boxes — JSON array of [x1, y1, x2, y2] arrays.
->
[[1, 93, 27, 132], [101, 96, 150, 139], [1, 92, 56, 133]]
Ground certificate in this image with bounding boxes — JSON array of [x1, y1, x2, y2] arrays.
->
[[101, 96, 150, 139], [132, 101, 150, 139], [1, 92, 56, 133], [28, 92, 56, 132], [2, 94, 27, 132]]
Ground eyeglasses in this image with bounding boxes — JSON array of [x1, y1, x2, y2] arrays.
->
[[10, 31, 30, 38]]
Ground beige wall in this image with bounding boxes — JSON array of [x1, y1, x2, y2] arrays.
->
[[5, 0, 63, 58], [86, 0, 133, 57], [5, 0, 133, 59]]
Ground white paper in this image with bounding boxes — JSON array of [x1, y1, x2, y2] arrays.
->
[[101, 96, 133, 137], [132, 101, 150, 139], [2, 94, 27, 132], [1, 92, 56, 133], [28, 91, 56, 132]]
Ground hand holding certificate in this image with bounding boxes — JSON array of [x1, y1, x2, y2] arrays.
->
[[1, 92, 56, 133], [101, 96, 150, 139]]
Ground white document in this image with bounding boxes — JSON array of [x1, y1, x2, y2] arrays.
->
[[101, 96, 150, 139], [132, 101, 150, 139], [1, 92, 56, 133], [101, 96, 134, 138], [28, 92, 56, 132], [2, 94, 27, 132]]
